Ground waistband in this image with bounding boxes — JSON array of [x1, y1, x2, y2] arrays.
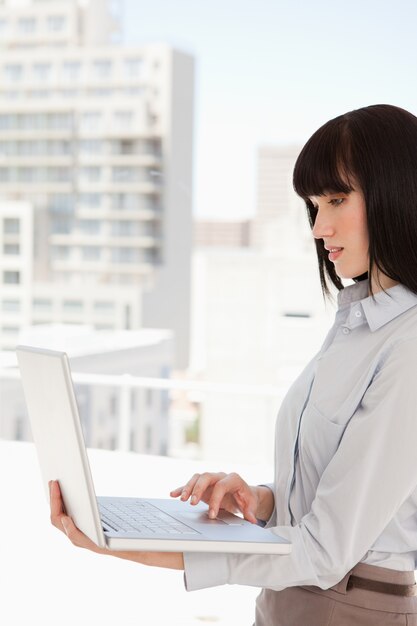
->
[[301, 562, 417, 613]]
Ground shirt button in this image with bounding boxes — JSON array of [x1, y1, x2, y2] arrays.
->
[[342, 327, 350, 334], [355, 311, 362, 318]]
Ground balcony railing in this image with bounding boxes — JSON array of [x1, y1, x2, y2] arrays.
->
[[0, 367, 286, 465]]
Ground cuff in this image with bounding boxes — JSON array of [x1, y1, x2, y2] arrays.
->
[[183, 552, 230, 591]]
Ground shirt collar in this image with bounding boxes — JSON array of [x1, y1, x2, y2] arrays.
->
[[337, 279, 417, 332]]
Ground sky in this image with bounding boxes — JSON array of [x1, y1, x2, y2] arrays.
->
[[122, 0, 417, 219]]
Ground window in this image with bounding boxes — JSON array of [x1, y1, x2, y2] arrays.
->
[[3, 271, 20, 284], [122, 87, 144, 97], [78, 193, 101, 208], [4, 64, 23, 82], [80, 112, 101, 131], [16, 141, 34, 156], [78, 140, 102, 155], [33, 63, 51, 81], [51, 216, 72, 234], [19, 18, 36, 34], [48, 167, 71, 183], [89, 88, 112, 98], [145, 138, 162, 156], [3, 218, 20, 234], [48, 113, 73, 130], [3, 243, 20, 255], [18, 167, 37, 183], [124, 58, 143, 78], [2, 299, 20, 312], [111, 221, 139, 236], [47, 15, 66, 32], [120, 140, 134, 155], [4, 91, 19, 100], [112, 167, 138, 182], [111, 193, 142, 211], [148, 167, 161, 181], [78, 220, 100, 235], [0, 114, 13, 129], [29, 90, 49, 99], [48, 140, 71, 156], [93, 60, 112, 78], [33, 298, 52, 311], [2, 325, 19, 334], [50, 194, 74, 213], [94, 301, 114, 313], [82, 246, 101, 261], [0, 168, 10, 182], [51, 246, 70, 260], [62, 61, 81, 81], [63, 300, 83, 312], [112, 248, 138, 263], [79, 167, 101, 182], [144, 248, 158, 263]]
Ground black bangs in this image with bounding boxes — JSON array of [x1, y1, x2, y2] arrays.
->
[[293, 116, 356, 200]]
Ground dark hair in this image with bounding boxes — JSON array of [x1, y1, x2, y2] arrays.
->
[[293, 104, 417, 300]]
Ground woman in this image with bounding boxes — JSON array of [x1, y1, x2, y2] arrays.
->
[[50, 104, 417, 625]]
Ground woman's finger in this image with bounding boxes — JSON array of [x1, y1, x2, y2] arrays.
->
[[189, 472, 226, 505], [207, 474, 242, 517], [208, 475, 257, 522], [49, 480, 67, 531], [170, 474, 201, 501]]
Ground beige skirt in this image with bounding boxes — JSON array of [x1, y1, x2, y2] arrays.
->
[[254, 563, 417, 626]]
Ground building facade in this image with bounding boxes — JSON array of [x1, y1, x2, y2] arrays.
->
[[0, 0, 194, 367]]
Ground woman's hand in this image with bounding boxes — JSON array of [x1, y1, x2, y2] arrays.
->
[[170, 472, 274, 524], [49, 480, 184, 570]]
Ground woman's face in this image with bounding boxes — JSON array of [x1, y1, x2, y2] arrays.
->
[[309, 186, 397, 292]]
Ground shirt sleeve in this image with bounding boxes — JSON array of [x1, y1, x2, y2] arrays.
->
[[184, 336, 417, 592]]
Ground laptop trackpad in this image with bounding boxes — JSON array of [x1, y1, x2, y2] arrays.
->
[[180, 510, 245, 526]]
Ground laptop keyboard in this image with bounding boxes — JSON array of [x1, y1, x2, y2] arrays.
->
[[99, 500, 199, 535]]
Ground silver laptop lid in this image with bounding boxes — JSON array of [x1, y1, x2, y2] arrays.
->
[[16, 345, 106, 548]]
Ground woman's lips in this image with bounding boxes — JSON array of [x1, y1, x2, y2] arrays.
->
[[328, 248, 343, 261]]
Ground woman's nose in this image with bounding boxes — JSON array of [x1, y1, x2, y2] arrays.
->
[[312, 211, 335, 240]]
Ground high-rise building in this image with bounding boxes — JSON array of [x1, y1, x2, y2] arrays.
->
[[0, 0, 194, 367], [251, 145, 311, 253]]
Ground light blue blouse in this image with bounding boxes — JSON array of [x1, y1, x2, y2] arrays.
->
[[184, 279, 417, 595]]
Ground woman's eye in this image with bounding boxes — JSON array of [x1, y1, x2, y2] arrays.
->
[[329, 198, 344, 206]]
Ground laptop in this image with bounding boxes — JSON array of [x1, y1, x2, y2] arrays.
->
[[16, 345, 291, 555]]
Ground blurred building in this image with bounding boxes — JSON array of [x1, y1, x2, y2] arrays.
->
[[0, 200, 142, 350], [190, 145, 338, 463], [0, 0, 194, 367], [251, 144, 311, 252], [194, 219, 251, 249]]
